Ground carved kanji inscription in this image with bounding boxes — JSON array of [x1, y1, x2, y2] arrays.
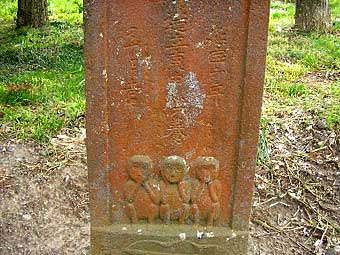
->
[[85, 0, 270, 254]]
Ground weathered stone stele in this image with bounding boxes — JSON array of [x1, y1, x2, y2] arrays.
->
[[85, 1, 270, 254]]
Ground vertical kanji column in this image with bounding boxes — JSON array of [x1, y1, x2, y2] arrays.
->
[[85, 1, 270, 254]]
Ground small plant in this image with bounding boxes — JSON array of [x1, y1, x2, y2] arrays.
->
[[284, 83, 306, 97], [257, 118, 270, 164]]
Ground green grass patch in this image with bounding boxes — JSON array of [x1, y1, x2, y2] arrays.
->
[[268, 31, 339, 71], [0, 82, 36, 106], [0, 0, 84, 143], [265, 1, 340, 128], [303, 81, 340, 127], [0, 0, 17, 22]]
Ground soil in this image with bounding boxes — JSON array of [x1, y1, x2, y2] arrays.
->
[[0, 113, 339, 254], [0, 135, 89, 255]]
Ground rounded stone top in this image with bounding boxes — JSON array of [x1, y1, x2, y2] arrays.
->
[[161, 156, 188, 173], [128, 155, 153, 169], [192, 156, 219, 169]]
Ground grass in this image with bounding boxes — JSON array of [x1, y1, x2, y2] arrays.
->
[[0, 0, 339, 144], [265, 0, 340, 128], [257, 117, 271, 165], [0, 0, 84, 142]]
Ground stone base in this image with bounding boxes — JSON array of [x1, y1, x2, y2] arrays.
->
[[91, 224, 249, 255]]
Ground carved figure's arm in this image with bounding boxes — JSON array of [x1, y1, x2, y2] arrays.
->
[[124, 181, 138, 203], [160, 181, 168, 204], [190, 180, 200, 203], [208, 180, 221, 203], [144, 180, 160, 205], [179, 181, 190, 203]]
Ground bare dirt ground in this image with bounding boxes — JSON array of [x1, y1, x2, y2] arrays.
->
[[250, 74, 340, 255], [0, 133, 89, 255], [0, 106, 339, 254]]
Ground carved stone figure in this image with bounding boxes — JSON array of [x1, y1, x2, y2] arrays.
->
[[124, 155, 160, 223], [160, 156, 190, 224], [191, 157, 221, 226]]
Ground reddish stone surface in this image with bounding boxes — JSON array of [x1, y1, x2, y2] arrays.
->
[[85, 0, 269, 253]]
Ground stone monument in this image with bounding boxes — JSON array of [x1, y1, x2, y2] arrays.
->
[[85, 1, 270, 254]]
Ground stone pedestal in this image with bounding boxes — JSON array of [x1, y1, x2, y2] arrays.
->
[[92, 225, 249, 255], [85, 1, 270, 254]]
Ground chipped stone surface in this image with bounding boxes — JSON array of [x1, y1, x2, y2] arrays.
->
[[178, 233, 186, 240], [166, 72, 206, 127]]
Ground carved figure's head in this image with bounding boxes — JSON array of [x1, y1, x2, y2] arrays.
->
[[192, 157, 219, 183], [161, 156, 188, 184], [128, 155, 153, 184]]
